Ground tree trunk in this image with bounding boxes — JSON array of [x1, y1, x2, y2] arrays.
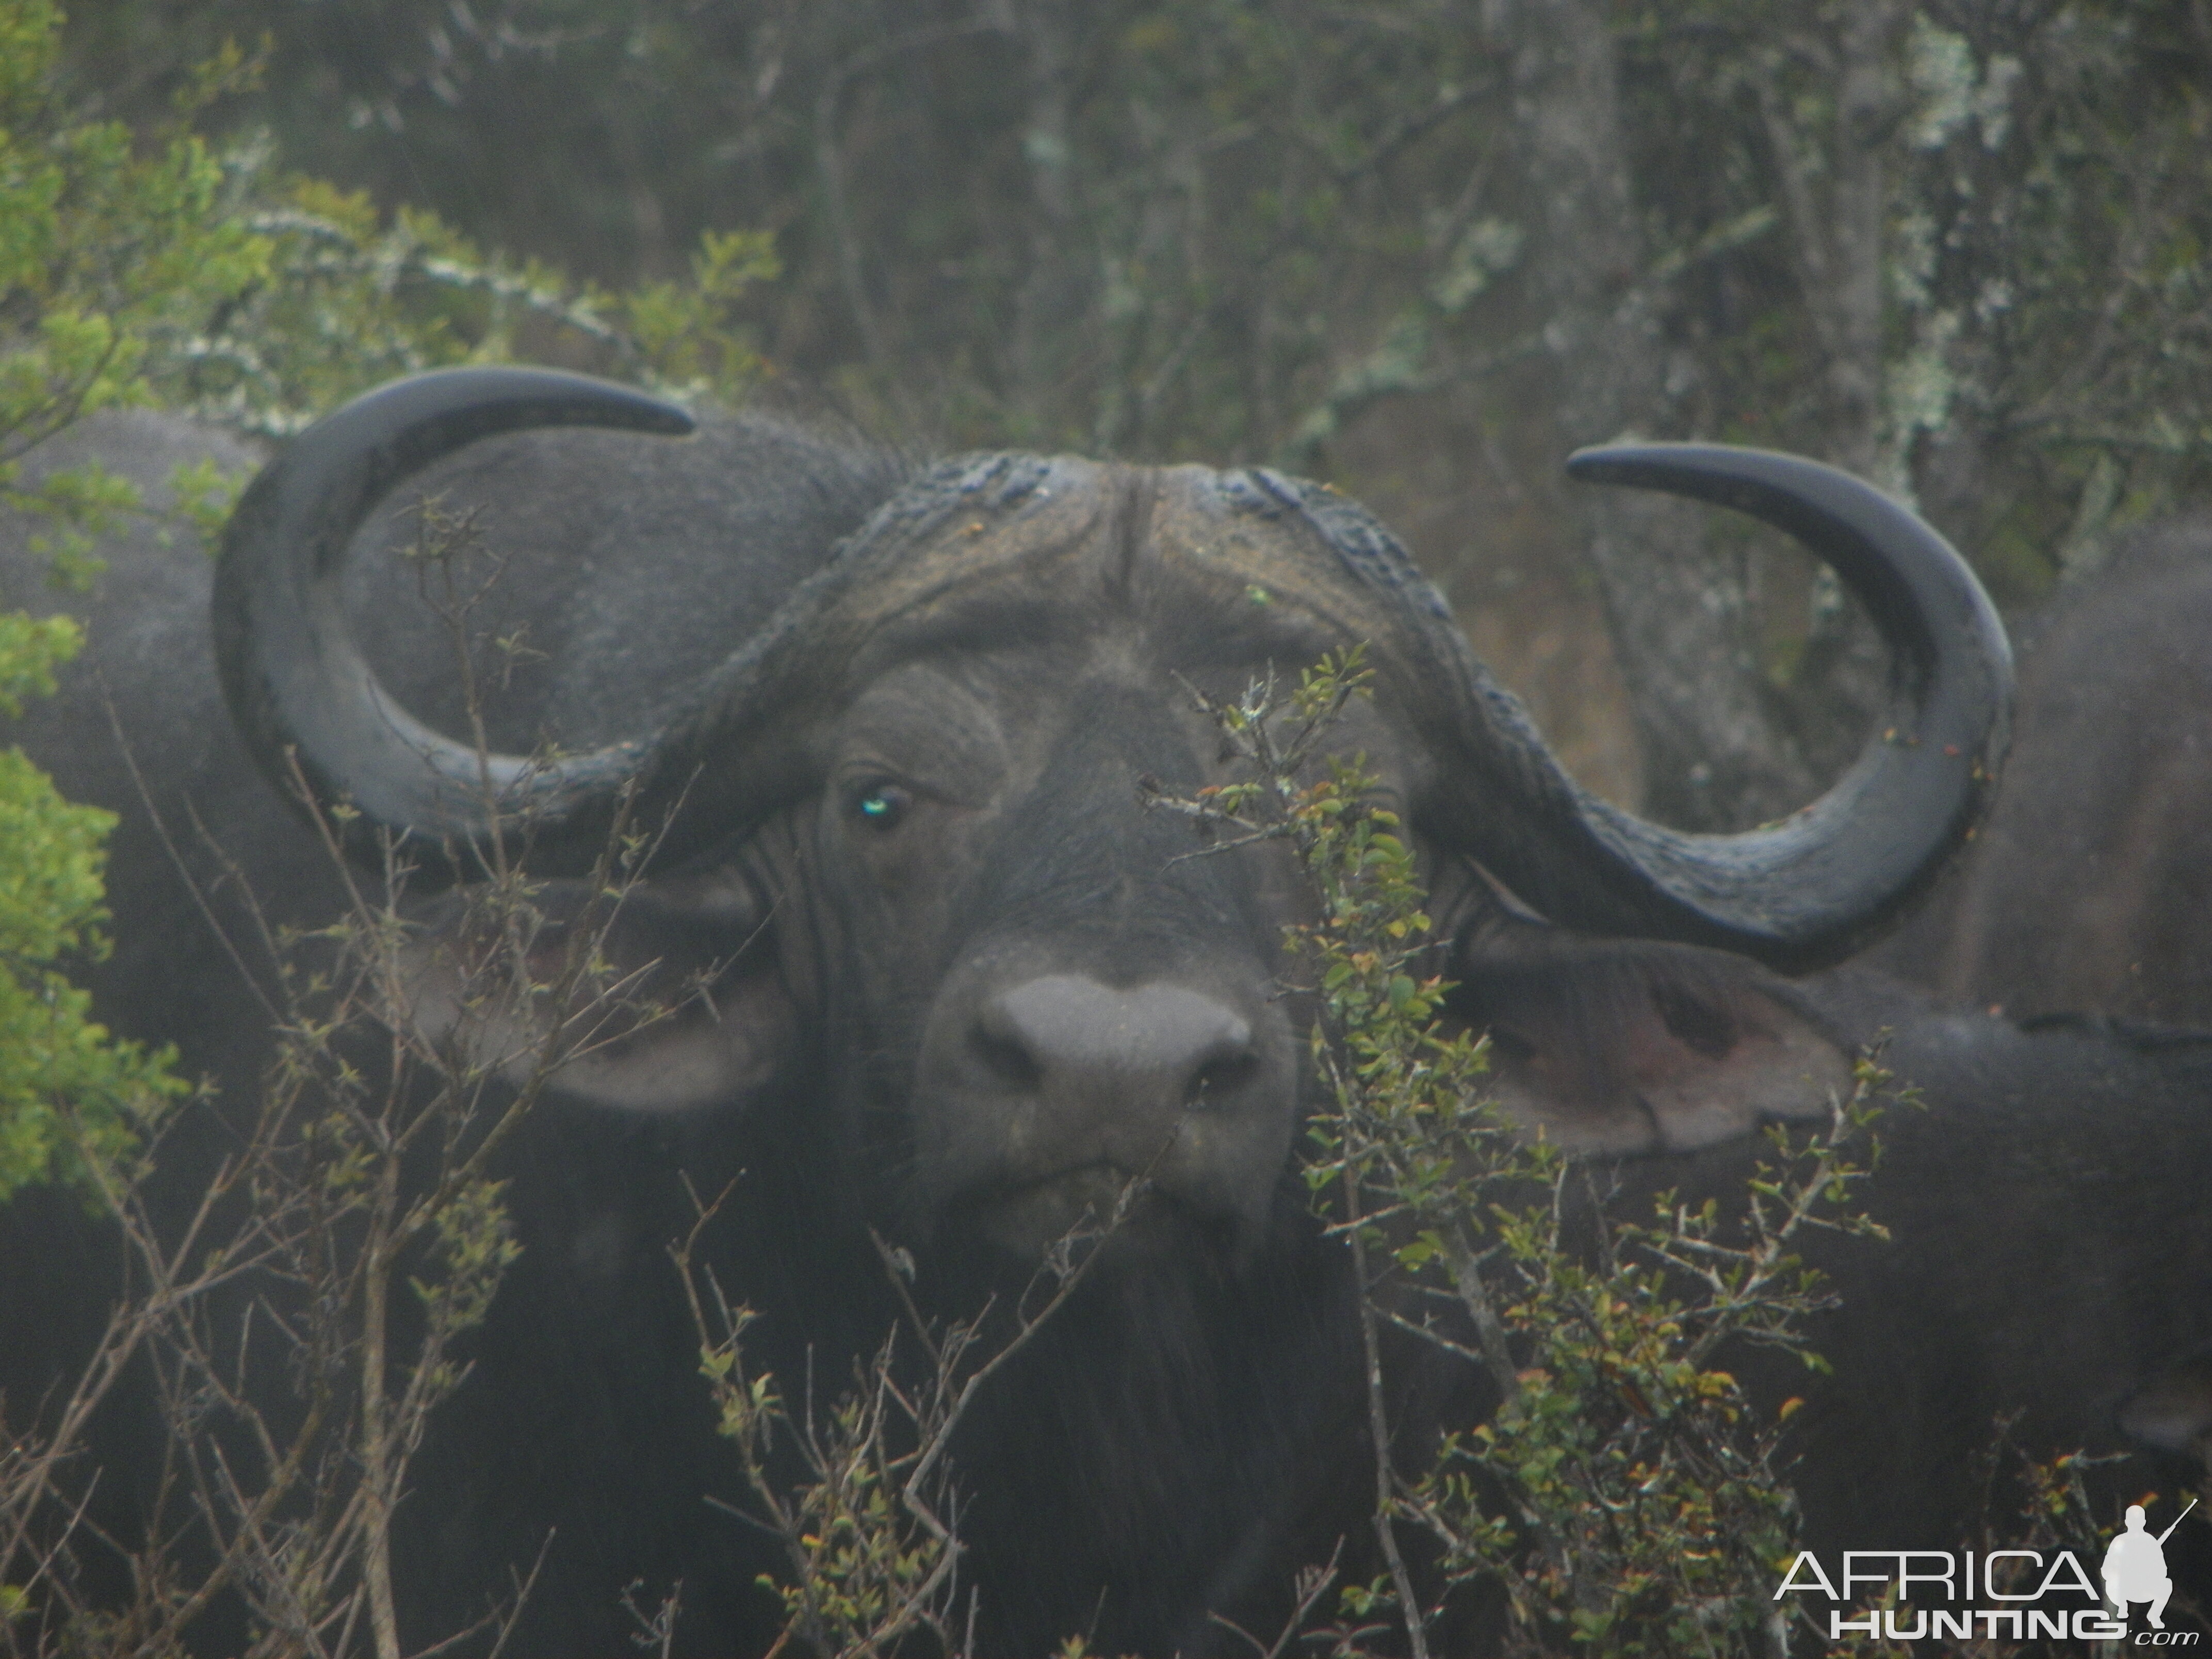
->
[[1751, 2, 1910, 786], [1486, 0, 1818, 830], [1012, 0, 1088, 436]]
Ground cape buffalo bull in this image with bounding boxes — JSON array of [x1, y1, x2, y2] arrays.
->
[[3, 368, 2206, 1654], [1881, 511, 2212, 1023]]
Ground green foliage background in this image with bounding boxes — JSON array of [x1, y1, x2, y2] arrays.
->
[[43, 1, 2211, 580], [0, 0, 232, 1199]]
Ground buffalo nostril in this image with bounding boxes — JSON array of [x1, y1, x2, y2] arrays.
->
[[1189, 1049, 1259, 1108], [972, 1024, 1044, 1090]]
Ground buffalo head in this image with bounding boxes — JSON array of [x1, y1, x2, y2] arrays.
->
[[213, 367, 2008, 1274]]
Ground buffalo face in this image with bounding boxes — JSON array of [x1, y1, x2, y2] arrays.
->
[[413, 461, 1434, 1267], [808, 611, 1323, 1261]]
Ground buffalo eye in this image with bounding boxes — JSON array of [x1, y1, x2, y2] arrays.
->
[[851, 782, 913, 832]]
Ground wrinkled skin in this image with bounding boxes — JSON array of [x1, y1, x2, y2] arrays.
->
[[3, 406, 2207, 1655]]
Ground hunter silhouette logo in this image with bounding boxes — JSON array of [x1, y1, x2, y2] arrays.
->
[[2107, 1499, 2198, 1630]]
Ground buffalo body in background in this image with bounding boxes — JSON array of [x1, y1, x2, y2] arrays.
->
[[1881, 511, 2212, 1023], [2, 372, 2206, 1654]]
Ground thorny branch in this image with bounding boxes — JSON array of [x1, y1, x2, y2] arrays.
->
[[671, 1151, 1145, 1658], [1143, 648, 1905, 1657], [4, 492, 701, 1658]]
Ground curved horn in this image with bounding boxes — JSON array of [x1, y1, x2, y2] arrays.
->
[[1420, 444, 2011, 971], [215, 367, 697, 876]]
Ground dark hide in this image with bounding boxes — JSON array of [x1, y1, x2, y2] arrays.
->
[[1879, 511, 2212, 1022], [1775, 987, 2212, 1556], [1453, 920, 2212, 1635], [5, 410, 2206, 1657]]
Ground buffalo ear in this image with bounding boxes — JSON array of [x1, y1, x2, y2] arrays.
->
[[1446, 923, 1854, 1153], [403, 868, 798, 1114]]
